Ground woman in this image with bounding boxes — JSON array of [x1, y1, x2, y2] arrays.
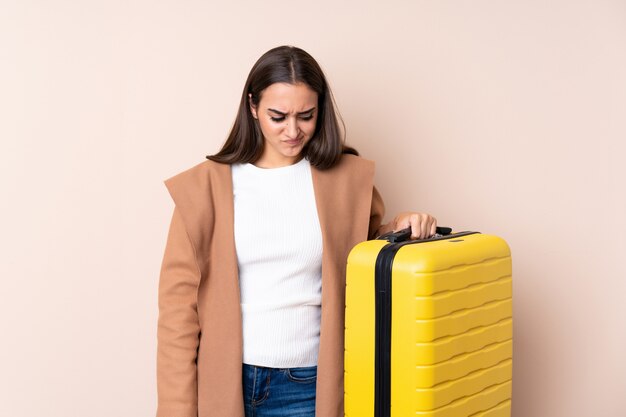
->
[[156, 45, 437, 417]]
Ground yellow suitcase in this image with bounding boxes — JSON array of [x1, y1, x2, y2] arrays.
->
[[344, 228, 512, 417]]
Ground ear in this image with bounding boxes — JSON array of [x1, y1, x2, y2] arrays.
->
[[248, 93, 258, 119]]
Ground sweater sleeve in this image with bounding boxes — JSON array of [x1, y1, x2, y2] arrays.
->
[[156, 205, 201, 417], [368, 185, 393, 240]]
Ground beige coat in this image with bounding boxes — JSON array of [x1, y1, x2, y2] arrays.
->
[[156, 154, 388, 417]]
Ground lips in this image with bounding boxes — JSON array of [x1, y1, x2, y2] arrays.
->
[[284, 138, 303, 145]]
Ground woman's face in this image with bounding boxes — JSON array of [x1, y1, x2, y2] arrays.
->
[[249, 82, 318, 168]]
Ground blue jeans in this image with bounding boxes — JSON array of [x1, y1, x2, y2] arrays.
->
[[242, 363, 317, 417]]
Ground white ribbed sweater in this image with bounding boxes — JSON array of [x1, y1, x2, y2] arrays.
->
[[231, 157, 323, 367]]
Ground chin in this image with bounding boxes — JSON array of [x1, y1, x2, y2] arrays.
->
[[282, 150, 300, 157]]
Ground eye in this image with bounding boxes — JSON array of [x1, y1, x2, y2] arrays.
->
[[270, 116, 285, 122], [300, 115, 314, 121]]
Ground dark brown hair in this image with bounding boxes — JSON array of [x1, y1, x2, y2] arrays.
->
[[206, 45, 357, 170]]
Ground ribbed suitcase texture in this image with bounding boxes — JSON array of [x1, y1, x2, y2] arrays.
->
[[344, 231, 512, 417]]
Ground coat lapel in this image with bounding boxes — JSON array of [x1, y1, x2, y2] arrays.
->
[[163, 159, 236, 280], [310, 156, 376, 272]]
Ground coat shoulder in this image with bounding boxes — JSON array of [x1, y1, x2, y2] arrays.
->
[[320, 153, 376, 178], [164, 159, 225, 185], [162, 159, 230, 207], [338, 153, 375, 170], [160, 159, 230, 255], [311, 154, 377, 199]]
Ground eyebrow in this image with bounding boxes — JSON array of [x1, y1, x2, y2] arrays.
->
[[267, 107, 316, 116]]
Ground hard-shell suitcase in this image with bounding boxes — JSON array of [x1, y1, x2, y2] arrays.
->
[[344, 228, 512, 417]]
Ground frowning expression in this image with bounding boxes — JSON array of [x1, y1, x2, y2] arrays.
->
[[249, 82, 318, 168]]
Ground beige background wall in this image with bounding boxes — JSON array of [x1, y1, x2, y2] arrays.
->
[[1, 1, 624, 416]]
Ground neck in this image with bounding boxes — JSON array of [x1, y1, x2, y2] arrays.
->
[[254, 153, 303, 169]]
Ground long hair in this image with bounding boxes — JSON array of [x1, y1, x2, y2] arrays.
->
[[206, 45, 357, 170]]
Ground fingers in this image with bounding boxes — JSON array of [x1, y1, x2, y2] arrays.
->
[[430, 219, 437, 236], [409, 214, 421, 240], [392, 214, 410, 233], [393, 212, 438, 240], [409, 213, 437, 240], [421, 215, 429, 239]]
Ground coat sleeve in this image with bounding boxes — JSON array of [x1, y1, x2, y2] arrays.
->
[[368, 185, 393, 240], [156, 205, 201, 417]]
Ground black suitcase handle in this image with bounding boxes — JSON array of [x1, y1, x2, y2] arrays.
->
[[378, 226, 453, 243]]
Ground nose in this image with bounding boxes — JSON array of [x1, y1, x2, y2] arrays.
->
[[285, 118, 300, 139]]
